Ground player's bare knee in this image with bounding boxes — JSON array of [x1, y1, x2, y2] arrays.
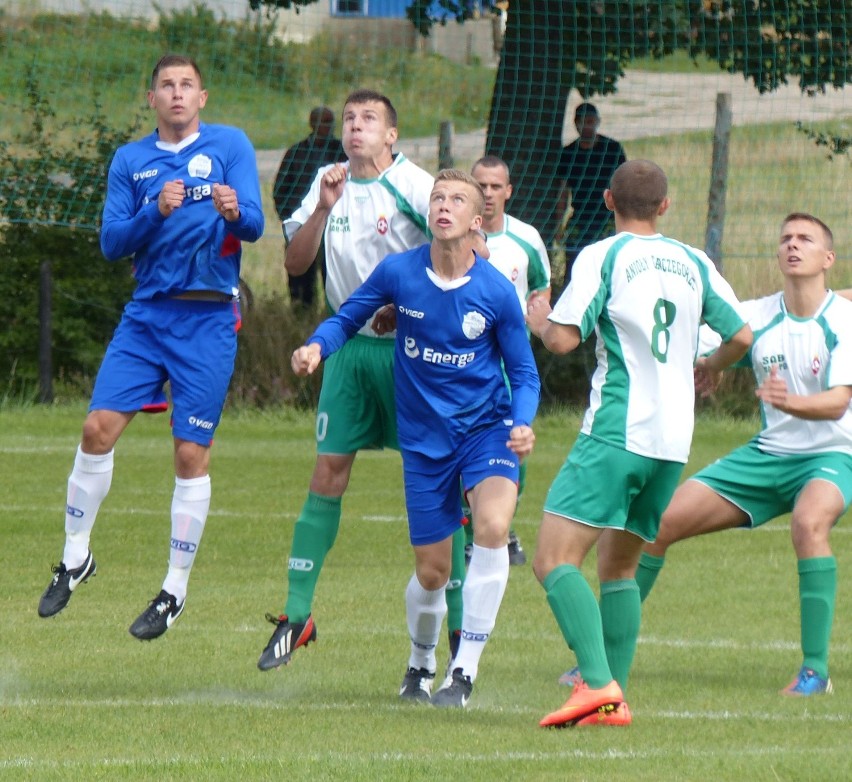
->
[[415, 562, 450, 591], [309, 455, 353, 496], [80, 414, 118, 454], [471, 518, 509, 549], [790, 514, 834, 556], [532, 554, 553, 585]]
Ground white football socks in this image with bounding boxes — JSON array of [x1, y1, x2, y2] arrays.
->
[[161, 475, 211, 604], [405, 573, 447, 674], [453, 543, 509, 682], [63, 446, 114, 569]]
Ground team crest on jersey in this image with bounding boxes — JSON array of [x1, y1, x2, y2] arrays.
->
[[511, 268, 519, 282], [404, 337, 420, 358], [187, 154, 213, 179], [461, 311, 486, 340], [377, 215, 389, 235], [812, 355, 821, 375]]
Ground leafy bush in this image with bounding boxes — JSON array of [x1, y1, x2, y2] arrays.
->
[[0, 69, 139, 397], [155, 2, 294, 89], [0, 224, 134, 397], [231, 294, 324, 408]]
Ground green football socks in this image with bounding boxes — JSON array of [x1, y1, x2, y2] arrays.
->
[[635, 551, 666, 601], [284, 492, 342, 623], [600, 578, 641, 693], [446, 525, 466, 635], [543, 564, 612, 689], [798, 555, 836, 679]]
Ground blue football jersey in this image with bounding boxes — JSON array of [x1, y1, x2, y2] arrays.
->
[[100, 122, 264, 300], [309, 244, 541, 458]]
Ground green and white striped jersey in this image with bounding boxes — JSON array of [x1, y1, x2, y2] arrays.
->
[[548, 231, 745, 462], [285, 153, 433, 337], [484, 214, 551, 310], [701, 291, 852, 456]]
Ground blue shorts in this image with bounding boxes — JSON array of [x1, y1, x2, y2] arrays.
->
[[402, 424, 519, 546], [89, 298, 240, 445]]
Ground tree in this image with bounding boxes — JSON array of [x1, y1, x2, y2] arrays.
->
[[482, 0, 850, 239], [250, 0, 850, 235]]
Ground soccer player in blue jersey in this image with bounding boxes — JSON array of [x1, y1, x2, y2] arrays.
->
[[256, 90, 434, 672], [443, 155, 551, 664], [526, 160, 751, 727], [467, 154, 551, 565], [291, 169, 540, 707], [37, 54, 264, 640], [637, 213, 851, 697], [257, 90, 487, 673]]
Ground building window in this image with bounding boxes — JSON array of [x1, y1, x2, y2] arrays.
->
[[332, 0, 365, 15]]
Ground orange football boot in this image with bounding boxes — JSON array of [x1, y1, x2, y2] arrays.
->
[[575, 701, 632, 727], [539, 679, 624, 728]]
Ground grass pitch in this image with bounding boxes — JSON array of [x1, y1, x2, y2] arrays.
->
[[1, 404, 850, 781]]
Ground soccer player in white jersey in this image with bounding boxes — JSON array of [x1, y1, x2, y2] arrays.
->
[[636, 213, 852, 697], [292, 169, 540, 707], [526, 160, 752, 727]]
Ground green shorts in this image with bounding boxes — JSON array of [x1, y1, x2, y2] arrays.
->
[[544, 434, 684, 542], [316, 334, 398, 455], [691, 440, 852, 527]]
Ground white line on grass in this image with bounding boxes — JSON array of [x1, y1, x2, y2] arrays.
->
[[2, 743, 843, 771], [6, 499, 852, 532], [3, 696, 848, 726]]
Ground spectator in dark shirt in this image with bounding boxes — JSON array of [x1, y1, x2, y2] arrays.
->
[[273, 107, 347, 309], [554, 103, 626, 280]]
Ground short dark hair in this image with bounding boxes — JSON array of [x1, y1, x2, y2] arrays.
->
[[609, 160, 667, 221], [343, 89, 398, 128], [781, 212, 834, 250], [309, 106, 334, 128], [471, 155, 511, 180], [150, 54, 203, 90], [574, 102, 599, 120]]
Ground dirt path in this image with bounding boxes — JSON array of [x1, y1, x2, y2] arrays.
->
[[257, 70, 849, 179]]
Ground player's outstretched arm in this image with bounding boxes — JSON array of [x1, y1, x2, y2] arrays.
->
[[695, 323, 752, 395], [756, 365, 852, 420], [526, 297, 581, 355], [291, 343, 323, 376]]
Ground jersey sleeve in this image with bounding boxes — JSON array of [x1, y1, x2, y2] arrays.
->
[[697, 296, 757, 368], [494, 285, 541, 426], [547, 242, 606, 340], [825, 297, 852, 388], [224, 128, 264, 243], [307, 257, 395, 357], [282, 163, 336, 242], [698, 256, 748, 343], [100, 147, 167, 261], [526, 228, 551, 294]]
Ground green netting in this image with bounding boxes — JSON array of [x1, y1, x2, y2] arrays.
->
[[1, 0, 850, 395]]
